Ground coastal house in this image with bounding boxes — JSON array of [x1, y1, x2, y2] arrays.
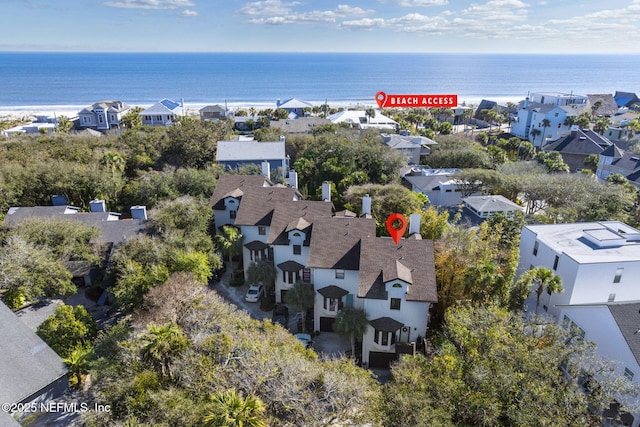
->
[[597, 144, 640, 188], [381, 133, 436, 165], [463, 195, 524, 219], [276, 98, 314, 118], [3, 201, 147, 287], [517, 221, 640, 318], [401, 167, 471, 207], [140, 98, 183, 126], [216, 136, 289, 178], [306, 214, 437, 368], [0, 300, 68, 421], [211, 175, 438, 368], [328, 110, 397, 131], [78, 100, 130, 131], [510, 92, 587, 146], [199, 104, 229, 121], [543, 127, 612, 172]]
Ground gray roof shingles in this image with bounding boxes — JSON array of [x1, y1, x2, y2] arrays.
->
[[0, 301, 67, 405]]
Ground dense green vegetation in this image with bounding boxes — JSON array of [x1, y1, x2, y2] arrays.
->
[[2, 114, 640, 425]]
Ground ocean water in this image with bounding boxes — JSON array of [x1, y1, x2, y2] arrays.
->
[[1, 52, 639, 110]]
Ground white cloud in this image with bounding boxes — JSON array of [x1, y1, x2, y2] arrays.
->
[[180, 9, 198, 16], [237, 0, 300, 16], [103, 0, 194, 9], [241, 2, 373, 25], [341, 18, 386, 29]]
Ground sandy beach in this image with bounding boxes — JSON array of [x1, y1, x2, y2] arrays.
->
[[0, 96, 523, 123]]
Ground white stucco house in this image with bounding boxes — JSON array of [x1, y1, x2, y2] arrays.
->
[[518, 221, 640, 318], [78, 100, 130, 131], [140, 98, 183, 126], [557, 302, 640, 426], [210, 175, 438, 368], [463, 195, 524, 219]]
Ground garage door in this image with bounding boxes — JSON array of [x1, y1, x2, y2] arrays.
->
[[319, 316, 336, 332], [368, 351, 397, 368]]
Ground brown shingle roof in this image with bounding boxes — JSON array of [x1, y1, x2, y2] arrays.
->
[[234, 187, 301, 227], [358, 237, 437, 302], [209, 175, 271, 210], [267, 201, 334, 245], [307, 217, 376, 270], [317, 285, 349, 298], [369, 316, 404, 332]]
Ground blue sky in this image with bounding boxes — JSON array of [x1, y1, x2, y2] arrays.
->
[[2, 0, 640, 53]]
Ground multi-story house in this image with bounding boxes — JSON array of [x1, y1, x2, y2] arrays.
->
[[518, 221, 640, 318], [544, 127, 612, 172], [211, 175, 438, 368], [78, 100, 130, 131], [511, 92, 586, 147]]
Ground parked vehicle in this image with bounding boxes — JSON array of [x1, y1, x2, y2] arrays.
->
[[294, 333, 314, 349], [244, 283, 264, 303]]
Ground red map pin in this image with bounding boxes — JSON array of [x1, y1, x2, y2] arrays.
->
[[375, 91, 387, 109], [386, 213, 407, 245]]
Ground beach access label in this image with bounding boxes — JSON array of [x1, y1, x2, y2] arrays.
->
[[375, 91, 457, 108]]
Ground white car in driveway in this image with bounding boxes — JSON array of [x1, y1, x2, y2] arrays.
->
[[244, 283, 264, 303]]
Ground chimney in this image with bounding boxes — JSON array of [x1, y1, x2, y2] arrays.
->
[[288, 170, 298, 188], [362, 194, 372, 216], [261, 160, 271, 178], [131, 205, 147, 220], [89, 199, 106, 213], [51, 194, 68, 206], [321, 181, 331, 202], [524, 97, 529, 108], [279, 135, 285, 143], [409, 213, 421, 236]]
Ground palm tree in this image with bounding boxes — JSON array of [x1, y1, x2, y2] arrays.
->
[[540, 118, 551, 147], [365, 108, 376, 124], [284, 282, 315, 332], [203, 389, 266, 427], [333, 306, 368, 360], [517, 267, 563, 315], [530, 128, 541, 147], [64, 343, 92, 388], [141, 323, 190, 378], [100, 151, 126, 177], [215, 225, 243, 272]]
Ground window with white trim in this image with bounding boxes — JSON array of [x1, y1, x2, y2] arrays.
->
[[323, 297, 341, 312], [390, 298, 401, 310], [335, 269, 345, 279], [374, 329, 396, 346]]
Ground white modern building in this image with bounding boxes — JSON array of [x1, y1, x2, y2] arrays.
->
[[518, 221, 640, 317], [558, 302, 640, 426]]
